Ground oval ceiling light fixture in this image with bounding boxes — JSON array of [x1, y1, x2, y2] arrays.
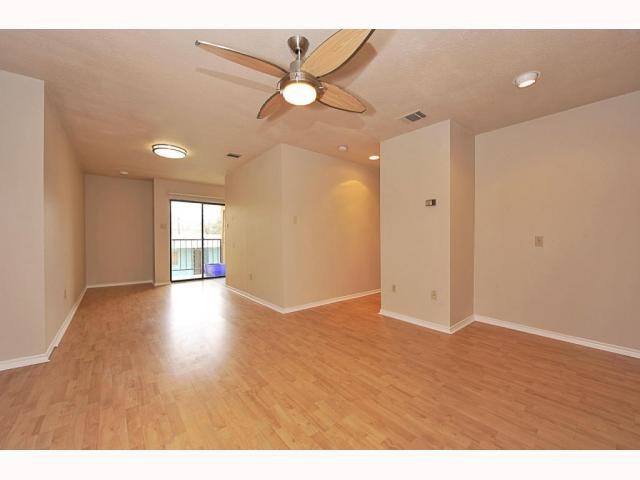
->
[[279, 70, 320, 106], [337, 145, 349, 152], [513, 71, 541, 89], [369, 155, 380, 161], [281, 81, 317, 106], [152, 144, 187, 159], [119, 170, 128, 176]]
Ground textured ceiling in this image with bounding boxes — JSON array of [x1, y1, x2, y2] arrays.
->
[[0, 29, 638, 185]]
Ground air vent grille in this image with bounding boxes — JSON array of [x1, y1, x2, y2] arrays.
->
[[403, 110, 427, 122], [226, 153, 242, 158]]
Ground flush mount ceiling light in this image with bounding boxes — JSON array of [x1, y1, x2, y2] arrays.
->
[[119, 170, 128, 176], [513, 71, 541, 89], [369, 155, 380, 161], [152, 144, 187, 159], [337, 145, 349, 152]]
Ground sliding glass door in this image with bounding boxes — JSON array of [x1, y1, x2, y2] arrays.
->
[[170, 200, 225, 282]]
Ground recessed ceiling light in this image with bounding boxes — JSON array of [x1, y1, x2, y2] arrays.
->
[[337, 145, 349, 152], [513, 71, 541, 89], [369, 155, 380, 161], [119, 170, 128, 175], [152, 144, 187, 159]]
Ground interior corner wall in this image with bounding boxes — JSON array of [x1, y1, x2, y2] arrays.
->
[[280, 144, 380, 307], [84, 174, 154, 286], [44, 95, 86, 346], [225, 144, 381, 310], [450, 121, 475, 324], [225, 145, 285, 307], [153, 178, 225, 285], [475, 91, 640, 349], [380, 121, 452, 327], [0, 70, 46, 361]]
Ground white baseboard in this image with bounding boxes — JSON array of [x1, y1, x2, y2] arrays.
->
[[153, 282, 170, 287], [378, 310, 639, 358], [378, 309, 474, 334], [0, 352, 49, 372], [474, 315, 640, 359], [450, 314, 475, 334], [86, 280, 153, 289], [226, 286, 381, 314], [45, 286, 87, 358], [378, 309, 451, 333], [0, 286, 87, 373], [225, 286, 287, 313], [282, 289, 381, 314]]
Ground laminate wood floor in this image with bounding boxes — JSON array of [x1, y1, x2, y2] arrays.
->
[[1, 280, 639, 449]]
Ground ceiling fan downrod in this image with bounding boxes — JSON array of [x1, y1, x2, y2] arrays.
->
[[279, 35, 321, 98]]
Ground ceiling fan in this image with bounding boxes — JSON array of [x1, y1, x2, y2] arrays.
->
[[195, 30, 374, 119]]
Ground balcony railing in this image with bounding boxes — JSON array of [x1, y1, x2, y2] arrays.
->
[[171, 238, 223, 277]]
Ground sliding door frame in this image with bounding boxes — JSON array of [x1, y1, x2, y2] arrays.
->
[[169, 199, 225, 283]]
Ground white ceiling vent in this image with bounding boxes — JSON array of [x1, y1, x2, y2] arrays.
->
[[402, 110, 427, 122]]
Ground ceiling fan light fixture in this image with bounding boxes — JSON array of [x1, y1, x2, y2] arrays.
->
[[278, 70, 321, 106], [281, 81, 317, 106], [152, 144, 187, 159]]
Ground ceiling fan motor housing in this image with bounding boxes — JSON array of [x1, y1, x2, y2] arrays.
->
[[277, 70, 322, 93]]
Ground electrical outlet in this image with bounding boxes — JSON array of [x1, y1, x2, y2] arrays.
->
[[391, 284, 396, 293], [249, 273, 253, 280], [535, 235, 544, 247], [430, 290, 438, 301]]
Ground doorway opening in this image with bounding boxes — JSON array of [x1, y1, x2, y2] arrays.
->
[[170, 200, 225, 282]]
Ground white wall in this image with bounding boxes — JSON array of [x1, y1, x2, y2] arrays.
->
[[225, 145, 285, 306], [44, 97, 86, 345], [85, 174, 154, 286], [0, 70, 46, 361], [281, 144, 380, 306], [225, 144, 381, 309], [380, 120, 475, 328], [450, 122, 475, 325], [153, 178, 225, 285], [380, 121, 452, 327], [475, 91, 640, 349]]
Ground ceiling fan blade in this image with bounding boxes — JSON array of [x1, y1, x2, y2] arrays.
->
[[302, 30, 374, 78], [317, 83, 366, 113], [257, 92, 287, 119], [195, 40, 288, 78]]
